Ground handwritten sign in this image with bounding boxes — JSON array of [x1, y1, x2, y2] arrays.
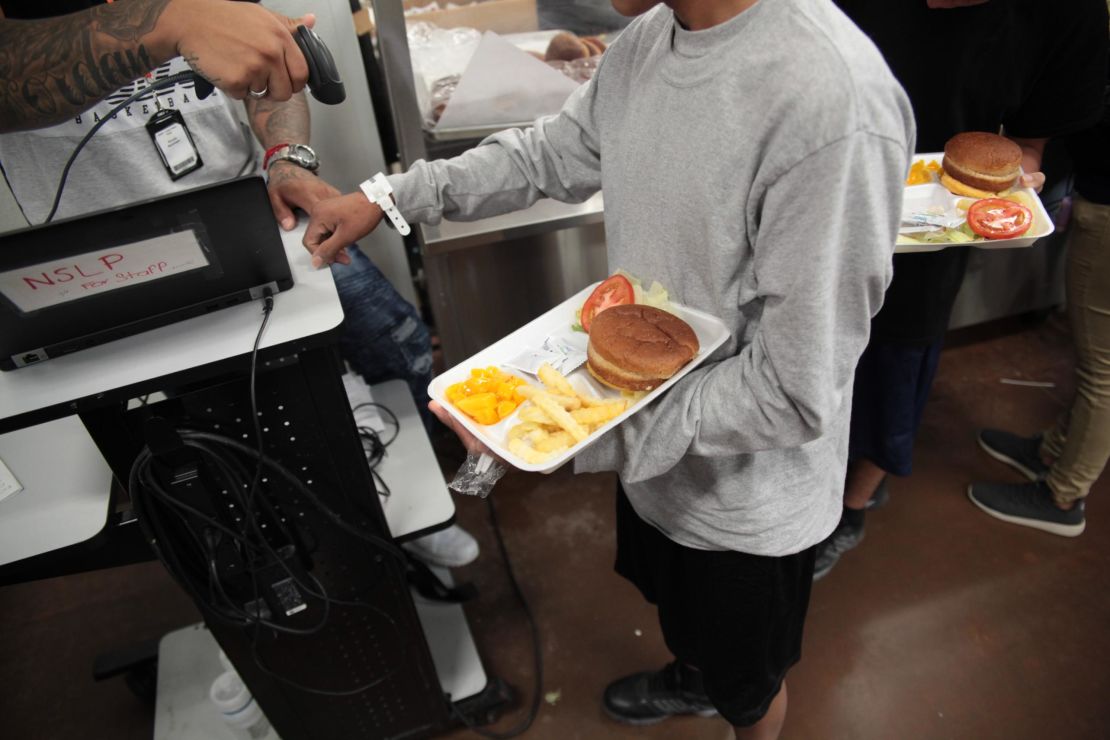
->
[[0, 456, 22, 503], [0, 230, 209, 313]]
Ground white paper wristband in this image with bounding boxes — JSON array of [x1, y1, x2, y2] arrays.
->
[[359, 173, 410, 236]]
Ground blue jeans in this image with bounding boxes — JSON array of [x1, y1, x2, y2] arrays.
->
[[848, 338, 943, 477], [331, 246, 434, 430]]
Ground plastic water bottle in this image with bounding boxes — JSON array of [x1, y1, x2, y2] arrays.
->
[[209, 670, 275, 739]]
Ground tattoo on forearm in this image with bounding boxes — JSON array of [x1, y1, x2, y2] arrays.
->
[[95, 0, 168, 42], [0, 0, 172, 132], [267, 162, 310, 187], [181, 52, 220, 87], [245, 93, 310, 149]]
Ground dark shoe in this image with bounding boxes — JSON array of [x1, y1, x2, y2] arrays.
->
[[968, 481, 1085, 537], [865, 478, 890, 511], [813, 518, 864, 581], [602, 662, 718, 726], [978, 429, 1050, 481]]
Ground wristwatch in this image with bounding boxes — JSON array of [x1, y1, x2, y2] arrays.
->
[[360, 173, 411, 235], [265, 143, 320, 172]]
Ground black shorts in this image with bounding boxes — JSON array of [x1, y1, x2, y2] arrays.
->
[[848, 337, 943, 476], [615, 487, 815, 727]]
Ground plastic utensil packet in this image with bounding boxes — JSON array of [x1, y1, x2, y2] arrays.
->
[[903, 212, 966, 230], [542, 335, 587, 374], [449, 452, 507, 498], [503, 335, 587, 378]]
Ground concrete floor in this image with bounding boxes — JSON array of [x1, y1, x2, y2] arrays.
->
[[2, 312, 1108, 740]]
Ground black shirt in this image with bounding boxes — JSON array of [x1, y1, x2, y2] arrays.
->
[[1068, 57, 1110, 205], [836, 0, 1108, 343], [0, 0, 101, 17], [0, 0, 259, 17]]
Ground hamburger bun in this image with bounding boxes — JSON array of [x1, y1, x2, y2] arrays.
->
[[586, 304, 699, 392], [545, 32, 591, 62], [941, 132, 1022, 196], [581, 36, 607, 56]]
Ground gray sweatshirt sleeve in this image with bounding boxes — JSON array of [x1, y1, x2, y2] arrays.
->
[[386, 78, 603, 225], [576, 131, 908, 484]]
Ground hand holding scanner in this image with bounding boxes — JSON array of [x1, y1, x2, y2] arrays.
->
[[193, 25, 346, 105]]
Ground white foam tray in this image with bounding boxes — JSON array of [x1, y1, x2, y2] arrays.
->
[[895, 152, 1054, 254], [429, 282, 731, 473]]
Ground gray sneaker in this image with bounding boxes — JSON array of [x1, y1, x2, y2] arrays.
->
[[866, 478, 890, 511], [978, 429, 1050, 481], [967, 481, 1085, 537], [813, 519, 864, 581]]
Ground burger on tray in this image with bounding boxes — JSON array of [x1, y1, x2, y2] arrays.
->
[[940, 132, 1024, 198], [897, 131, 1046, 249], [428, 275, 730, 472], [586, 304, 699, 392]]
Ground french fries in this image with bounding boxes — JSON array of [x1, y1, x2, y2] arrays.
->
[[570, 403, 626, 426], [515, 384, 582, 409], [504, 364, 631, 465], [532, 392, 589, 443], [509, 437, 560, 465], [538, 363, 578, 397]]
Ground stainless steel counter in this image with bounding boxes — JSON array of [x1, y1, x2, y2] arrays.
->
[[366, 0, 1067, 363], [370, 0, 612, 365], [420, 192, 604, 255]]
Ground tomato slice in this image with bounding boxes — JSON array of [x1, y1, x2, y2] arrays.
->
[[966, 198, 1033, 240], [580, 274, 635, 333]]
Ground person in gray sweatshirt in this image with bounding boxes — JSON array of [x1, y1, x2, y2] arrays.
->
[[305, 0, 913, 736]]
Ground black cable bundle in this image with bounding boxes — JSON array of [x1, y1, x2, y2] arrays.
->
[[351, 401, 399, 497], [128, 299, 405, 696]]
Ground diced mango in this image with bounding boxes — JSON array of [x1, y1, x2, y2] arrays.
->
[[474, 408, 499, 425], [456, 392, 497, 415], [905, 159, 941, 185], [449, 368, 533, 424]]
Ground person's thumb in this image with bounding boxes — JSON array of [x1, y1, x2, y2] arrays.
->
[[276, 12, 315, 33], [268, 191, 296, 231], [311, 232, 347, 269], [1020, 172, 1045, 193]]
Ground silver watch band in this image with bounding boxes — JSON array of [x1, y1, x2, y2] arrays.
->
[[268, 143, 319, 172]]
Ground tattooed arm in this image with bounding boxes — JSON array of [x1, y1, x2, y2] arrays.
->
[[0, 0, 173, 132], [245, 94, 343, 236], [0, 0, 314, 134]]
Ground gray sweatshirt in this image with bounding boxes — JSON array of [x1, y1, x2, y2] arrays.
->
[[390, 0, 915, 556]]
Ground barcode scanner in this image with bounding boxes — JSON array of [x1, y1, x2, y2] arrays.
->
[[293, 25, 346, 105], [193, 25, 346, 105]]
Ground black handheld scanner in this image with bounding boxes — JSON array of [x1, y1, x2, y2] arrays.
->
[[193, 25, 346, 105]]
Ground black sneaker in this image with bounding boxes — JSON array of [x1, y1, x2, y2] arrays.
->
[[968, 481, 1085, 537], [813, 518, 864, 581], [978, 429, 1050, 481], [602, 662, 718, 726]]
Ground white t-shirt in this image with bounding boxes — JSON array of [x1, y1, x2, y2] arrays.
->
[[0, 56, 254, 225]]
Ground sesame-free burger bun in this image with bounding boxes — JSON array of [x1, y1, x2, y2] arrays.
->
[[545, 32, 591, 61], [586, 304, 699, 392], [941, 132, 1023, 195]]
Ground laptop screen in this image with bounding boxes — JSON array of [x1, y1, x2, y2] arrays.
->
[[0, 177, 292, 369], [0, 229, 216, 314]]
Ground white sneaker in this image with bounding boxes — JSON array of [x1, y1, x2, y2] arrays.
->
[[403, 524, 479, 568]]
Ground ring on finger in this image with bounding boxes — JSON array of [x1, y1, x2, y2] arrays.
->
[[248, 86, 269, 99]]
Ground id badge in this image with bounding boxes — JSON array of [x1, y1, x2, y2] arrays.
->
[[146, 108, 203, 180]]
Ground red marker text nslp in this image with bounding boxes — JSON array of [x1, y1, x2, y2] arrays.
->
[[21, 253, 124, 290]]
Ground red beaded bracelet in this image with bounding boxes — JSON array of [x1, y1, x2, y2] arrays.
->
[[262, 144, 289, 170]]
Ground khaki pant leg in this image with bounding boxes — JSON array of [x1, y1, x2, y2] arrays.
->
[[1046, 195, 1110, 503]]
